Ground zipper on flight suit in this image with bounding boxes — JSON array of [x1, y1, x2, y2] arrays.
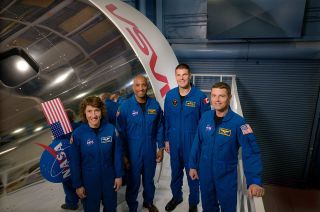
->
[[138, 99, 147, 156], [95, 127, 104, 184], [179, 95, 184, 152]]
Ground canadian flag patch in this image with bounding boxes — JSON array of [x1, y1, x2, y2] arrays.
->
[[203, 98, 209, 104]]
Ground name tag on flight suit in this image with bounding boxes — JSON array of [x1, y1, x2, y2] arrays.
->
[[219, 128, 231, 136], [101, 136, 112, 143], [148, 109, 157, 115], [185, 101, 196, 107]]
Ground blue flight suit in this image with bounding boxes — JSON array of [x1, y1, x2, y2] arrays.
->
[[105, 99, 118, 126], [164, 86, 210, 206], [61, 121, 82, 208], [69, 120, 123, 212], [189, 108, 263, 212], [117, 95, 164, 212]]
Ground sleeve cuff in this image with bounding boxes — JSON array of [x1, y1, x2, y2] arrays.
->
[[247, 178, 262, 187], [189, 162, 198, 170]]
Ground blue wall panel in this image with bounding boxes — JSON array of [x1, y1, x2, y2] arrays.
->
[[179, 58, 320, 186]]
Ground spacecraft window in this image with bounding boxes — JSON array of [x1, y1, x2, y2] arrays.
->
[[0, 48, 39, 87]]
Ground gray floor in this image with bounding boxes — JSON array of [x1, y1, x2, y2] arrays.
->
[[1, 153, 320, 212], [0, 154, 198, 212]]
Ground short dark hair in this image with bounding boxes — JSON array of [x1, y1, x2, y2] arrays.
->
[[211, 82, 231, 97], [65, 109, 76, 122], [175, 63, 191, 74], [99, 92, 111, 102], [79, 96, 106, 123]]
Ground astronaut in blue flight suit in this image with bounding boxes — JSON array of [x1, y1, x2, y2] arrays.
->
[[189, 82, 265, 212], [117, 75, 164, 212], [69, 96, 123, 212], [164, 64, 210, 212], [99, 92, 118, 126], [60, 109, 81, 210], [105, 98, 118, 126]]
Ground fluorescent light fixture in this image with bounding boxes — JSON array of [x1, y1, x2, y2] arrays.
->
[[52, 70, 72, 85], [125, 80, 133, 88], [75, 92, 88, 99], [0, 147, 17, 156], [12, 128, 25, 134], [34, 126, 43, 132]]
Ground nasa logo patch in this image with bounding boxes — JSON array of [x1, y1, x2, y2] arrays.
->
[[205, 124, 213, 131], [132, 110, 139, 116], [87, 139, 94, 146], [37, 138, 71, 183]]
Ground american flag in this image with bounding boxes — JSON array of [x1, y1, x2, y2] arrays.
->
[[240, 124, 253, 135], [41, 98, 72, 139]]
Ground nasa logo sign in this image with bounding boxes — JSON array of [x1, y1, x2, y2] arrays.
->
[[106, 3, 171, 97], [37, 138, 71, 183]]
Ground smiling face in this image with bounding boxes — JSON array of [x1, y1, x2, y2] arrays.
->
[[133, 75, 148, 101], [85, 105, 101, 128], [175, 68, 191, 89], [80, 96, 105, 128], [211, 87, 231, 114]]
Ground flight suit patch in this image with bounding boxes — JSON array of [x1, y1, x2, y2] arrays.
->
[[241, 124, 253, 135], [87, 139, 94, 146], [203, 98, 209, 104], [172, 99, 178, 106], [101, 136, 112, 143], [185, 101, 196, 107], [206, 124, 213, 131], [148, 109, 157, 115], [131, 110, 138, 116], [219, 128, 231, 136]]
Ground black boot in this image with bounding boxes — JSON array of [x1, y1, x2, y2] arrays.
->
[[165, 198, 183, 211], [189, 205, 198, 212]]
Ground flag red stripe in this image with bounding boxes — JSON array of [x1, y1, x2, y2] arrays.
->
[[48, 100, 59, 125], [57, 98, 73, 132], [54, 98, 69, 134], [42, 102, 54, 124], [40, 103, 50, 124], [47, 101, 56, 124], [40, 98, 72, 136], [52, 99, 68, 134]]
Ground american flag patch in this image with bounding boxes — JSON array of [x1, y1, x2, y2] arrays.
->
[[41, 98, 72, 139], [240, 124, 253, 135]]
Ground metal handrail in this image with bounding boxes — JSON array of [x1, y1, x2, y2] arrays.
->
[[0, 157, 41, 195], [1, 74, 265, 212], [232, 76, 265, 212]]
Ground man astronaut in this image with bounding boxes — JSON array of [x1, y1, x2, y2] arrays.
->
[[117, 75, 164, 212], [189, 82, 264, 212]]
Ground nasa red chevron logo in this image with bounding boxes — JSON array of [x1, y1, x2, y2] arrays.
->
[[36, 138, 71, 183], [106, 3, 170, 97]]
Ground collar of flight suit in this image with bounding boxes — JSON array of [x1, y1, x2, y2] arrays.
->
[[210, 107, 234, 135], [131, 94, 151, 108], [174, 86, 195, 100], [83, 118, 108, 132]]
